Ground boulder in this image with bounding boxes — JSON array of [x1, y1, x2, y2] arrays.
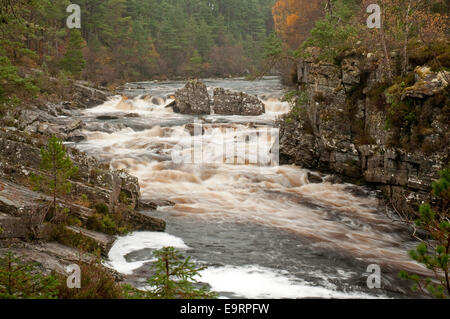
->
[[213, 88, 265, 116], [307, 172, 323, 184], [173, 80, 211, 115]]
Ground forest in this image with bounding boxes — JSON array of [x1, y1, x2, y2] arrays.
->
[[1, 0, 276, 85]]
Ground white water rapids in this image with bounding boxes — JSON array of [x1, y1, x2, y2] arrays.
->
[[73, 77, 427, 299]]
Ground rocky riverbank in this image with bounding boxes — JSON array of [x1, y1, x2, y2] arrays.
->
[[0, 80, 166, 279], [278, 49, 449, 217]]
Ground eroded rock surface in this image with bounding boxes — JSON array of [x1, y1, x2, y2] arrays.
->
[[279, 50, 449, 216], [174, 80, 211, 115], [213, 88, 265, 116]]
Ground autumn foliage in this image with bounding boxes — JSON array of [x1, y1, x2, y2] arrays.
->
[[272, 0, 324, 49]]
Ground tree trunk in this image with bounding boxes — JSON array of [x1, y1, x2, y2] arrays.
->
[[380, 17, 392, 82], [402, 0, 413, 75]]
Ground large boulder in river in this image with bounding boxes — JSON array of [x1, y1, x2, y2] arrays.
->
[[213, 88, 265, 116], [173, 80, 211, 115]]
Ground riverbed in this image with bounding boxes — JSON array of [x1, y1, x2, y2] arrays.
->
[[73, 77, 425, 299]]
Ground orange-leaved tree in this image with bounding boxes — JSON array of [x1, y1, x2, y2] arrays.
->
[[272, 0, 324, 50]]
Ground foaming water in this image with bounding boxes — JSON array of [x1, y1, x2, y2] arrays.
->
[[76, 77, 427, 298], [85, 95, 175, 115], [106, 231, 189, 274], [198, 265, 385, 299]]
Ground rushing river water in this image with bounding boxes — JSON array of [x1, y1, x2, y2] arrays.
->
[[73, 77, 427, 299]]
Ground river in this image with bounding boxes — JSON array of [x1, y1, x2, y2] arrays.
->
[[73, 77, 426, 299]]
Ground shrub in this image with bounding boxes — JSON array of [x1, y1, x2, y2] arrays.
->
[[50, 225, 101, 255], [94, 202, 109, 215], [86, 203, 129, 235], [56, 260, 122, 299]]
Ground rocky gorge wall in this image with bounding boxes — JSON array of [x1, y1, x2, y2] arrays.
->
[[278, 50, 449, 217]]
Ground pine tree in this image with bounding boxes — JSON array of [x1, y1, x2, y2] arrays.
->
[[400, 168, 450, 298], [145, 247, 217, 299], [59, 29, 86, 77], [30, 136, 79, 221], [0, 252, 59, 299]]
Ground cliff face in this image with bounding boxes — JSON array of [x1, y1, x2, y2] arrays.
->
[[278, 50, 449, 216]]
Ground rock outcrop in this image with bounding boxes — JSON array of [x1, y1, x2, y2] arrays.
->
[[279, 50, 449, 216], [0, 125, 166, 254], [172, 80, 266, 116], [213, 88, 265, 116], [402, 66, 449, 99], [73, 81, 111, 108], [173, 80, 211, 115]]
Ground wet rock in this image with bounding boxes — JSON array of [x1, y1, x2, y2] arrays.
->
[[174, 80, 211, 115], [143, 95, 165, 106], [323, 175, 343, 184], [307, 172, 323, 184], [73, 81, 111, 108], [121, 210, 166, 232], [66, 130, 87, 143], [96, 115, 120, 121], [213, 88, 265, 116], [139, 199, 176, 210], [124, 113, 140, 118]]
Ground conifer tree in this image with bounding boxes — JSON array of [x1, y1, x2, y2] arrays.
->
[[30, 136, 79, 221], [145, 247, 217, 299], [400, 168, 450, 298], [0, 252, 59, 299], [59, 29, 86, 77]]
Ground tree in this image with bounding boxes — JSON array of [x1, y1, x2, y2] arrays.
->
[[185, 49, 203, 77], [144, 247, 217, 299], [272, 0, 323, 49], [400, 168, 450, 298], [59, 29, 86, 77], [30, 136, 79, 222], [0, 55, 39, 112], [0, 252, 59, 299], [360, 0, 449, 80]]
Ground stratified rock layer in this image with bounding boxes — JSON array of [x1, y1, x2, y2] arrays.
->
[[279, 50, 449, 216]]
